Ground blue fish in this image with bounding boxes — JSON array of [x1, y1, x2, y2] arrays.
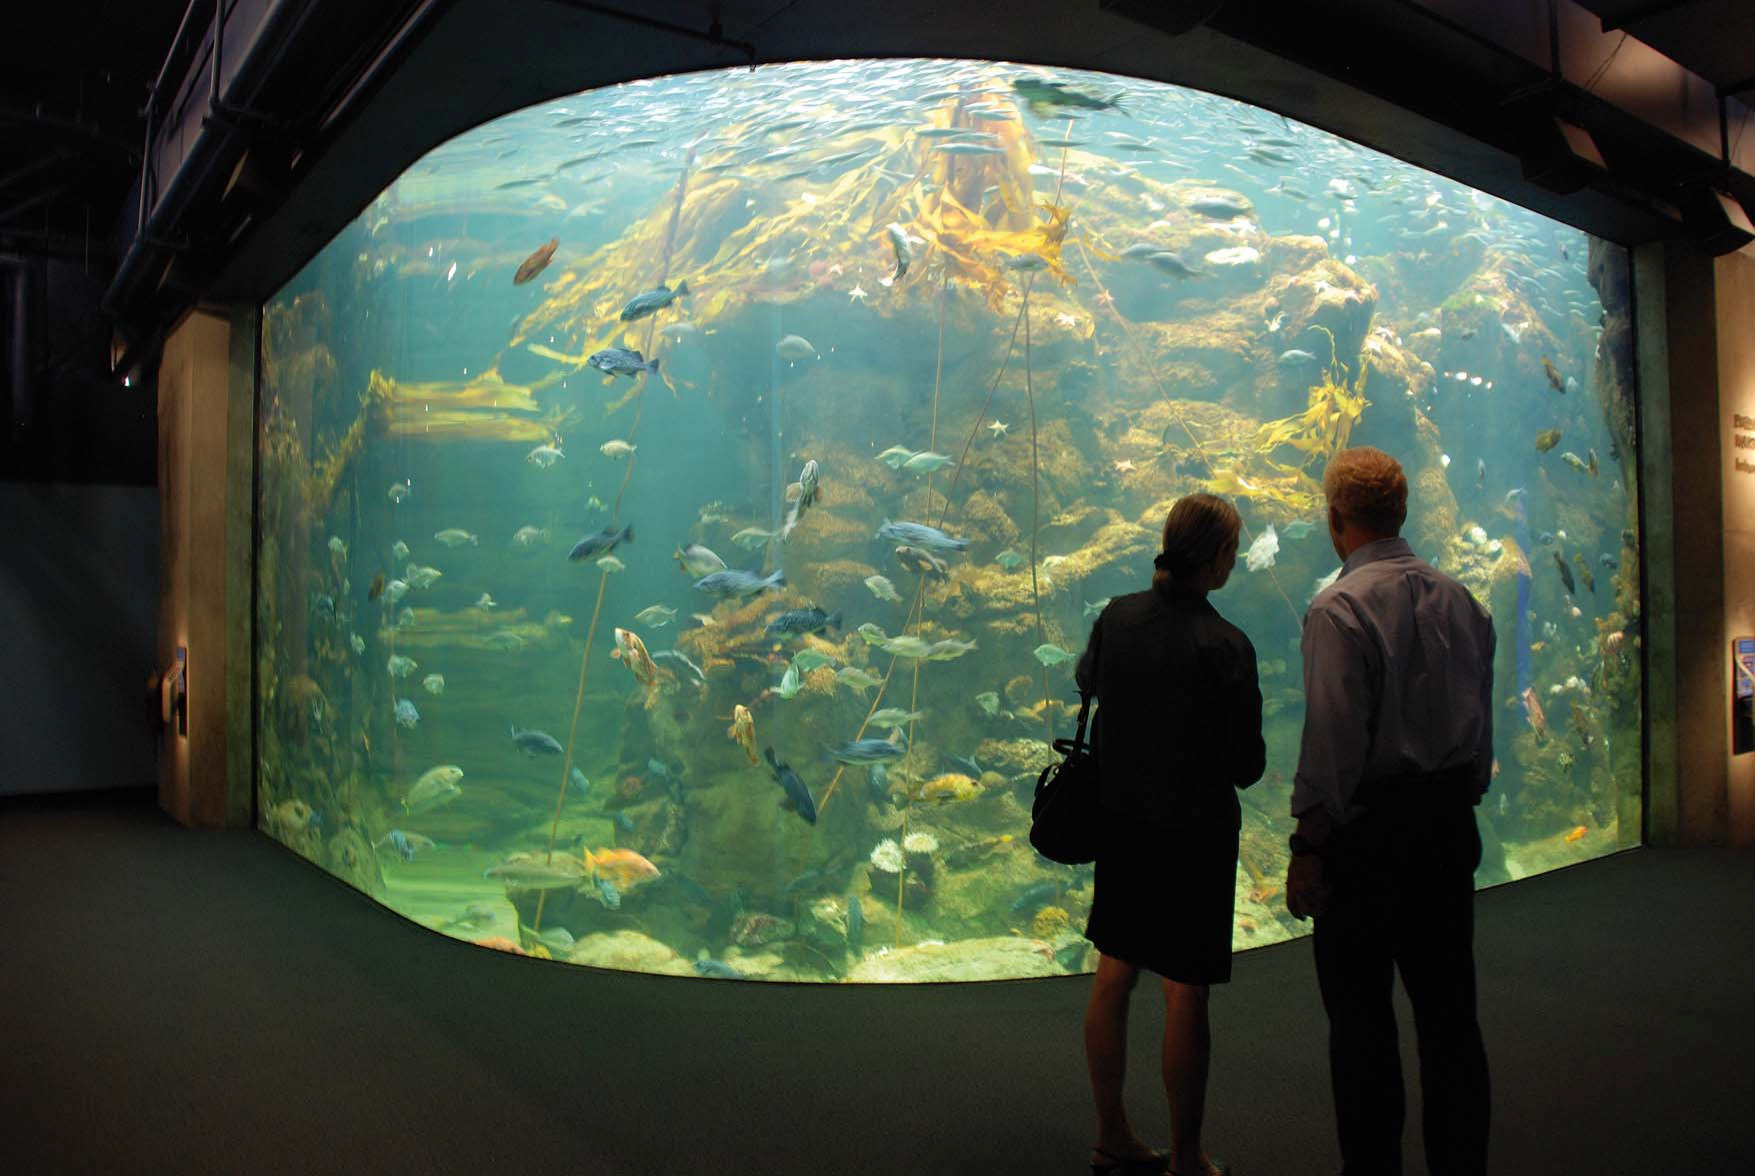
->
[[569, 523, 633, 562], [693, 956, 745, 979], [384, 829, 416, 863], [570, 767, 590, 796], [613, 813, 635, 832], [1010, 879, 1059, 915], [596, 877, 622, 909], [865, 763, 892, 806], [944, 753, 984, 778], [826, 736, 907, 765], [619, 280, 689, 321], [587, 347, 660, 378], [876, 519, 969, 552], [765, 607, 840, 637], [394, 698, 420, 728], [693, 567, 785, 598], [763, 746, 818, 824], [646, 757, 671, 779], [510, 724, 564, 756]]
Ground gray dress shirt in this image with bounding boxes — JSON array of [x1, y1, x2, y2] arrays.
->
[[1292, 536, 1497, 824]]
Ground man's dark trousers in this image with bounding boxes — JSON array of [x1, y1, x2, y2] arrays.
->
[[1313, 776, 1491, 1176]]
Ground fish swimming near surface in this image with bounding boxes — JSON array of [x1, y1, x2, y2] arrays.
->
[[569, 523, 633, 562], [513, 238, 558, 285], [510, 725, 564, 756], [1245, 524, 1279, 572], [883, 221, 911, 286], [619, 280, 688, 321], [1011, 76, 1121, 114], [763, 747, 818, 824], [775, 334, 818, 362], [587, 347, 659, 378], [694, 567, 785, 598]]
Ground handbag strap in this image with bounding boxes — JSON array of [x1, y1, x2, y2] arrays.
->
[[1072, 691, 1092, 748]]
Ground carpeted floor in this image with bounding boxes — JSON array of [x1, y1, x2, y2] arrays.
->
[[2, 789, 1750, 1175]]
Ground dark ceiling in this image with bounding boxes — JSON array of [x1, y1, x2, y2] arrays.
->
[[1575, 0, 1755, 94], [0, 4, 189, 264]]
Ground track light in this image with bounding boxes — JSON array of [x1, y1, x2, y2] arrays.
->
[[1678, 186, 1755, 256], [1518, 117, 1606, 196]]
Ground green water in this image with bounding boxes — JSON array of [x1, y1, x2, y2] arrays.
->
[[256, 58, 1642, 981]]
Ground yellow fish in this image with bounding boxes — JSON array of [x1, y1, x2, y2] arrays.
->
[[583, 847, 662, 891], [727, 704, 759, 766]]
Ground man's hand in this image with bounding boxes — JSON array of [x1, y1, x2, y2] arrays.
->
[[1285, 853, 1330, 921]]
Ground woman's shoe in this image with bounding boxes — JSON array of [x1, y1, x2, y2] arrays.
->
[[1091, 1147, 1170, 1175]]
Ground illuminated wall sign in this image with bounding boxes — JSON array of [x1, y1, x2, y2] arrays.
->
[[1734, 413, 1755, 474]]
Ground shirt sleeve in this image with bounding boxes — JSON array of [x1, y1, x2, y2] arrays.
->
[[1226, 636, 1267, 789], [1474, 605, 1497, 798], [1292, 600, 1376, 820], [1074, 617, 1101, 696]]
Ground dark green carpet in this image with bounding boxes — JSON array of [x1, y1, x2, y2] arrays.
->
[[2, 790, 1750, 1175]]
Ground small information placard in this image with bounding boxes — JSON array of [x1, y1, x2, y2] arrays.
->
[[1734, 638, 1755, 754]]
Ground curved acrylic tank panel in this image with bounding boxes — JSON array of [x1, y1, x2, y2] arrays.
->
[[256, 59, 1643, 981]]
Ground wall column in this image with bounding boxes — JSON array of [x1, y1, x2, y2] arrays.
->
[[157, 306, 256, 828], [1715, 252, 1755, 848]]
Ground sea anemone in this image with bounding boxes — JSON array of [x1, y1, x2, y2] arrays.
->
[[902, 831, 939, 855], [869, 838, 905, 873]]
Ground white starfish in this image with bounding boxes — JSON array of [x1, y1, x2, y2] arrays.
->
[[848, 284, 867, 303], [987, 420, 1010, 438], [1054, 312, 1077, 328], [1113, 459, 1137, 474]]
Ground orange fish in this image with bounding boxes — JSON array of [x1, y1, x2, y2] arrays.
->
[[514, 237, 558, 285], [583, 846, 661, 891], [473, 936, 526, 955], [1564, 825, 1588, 843], [610, 627, 659, 689], [727, 703, 759, 766], [1521, 687, 1548, 739]]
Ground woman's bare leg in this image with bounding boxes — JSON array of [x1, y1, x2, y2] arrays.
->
[[1086, 953, 1158, 1162], [1161, 978, 1212, 1173]]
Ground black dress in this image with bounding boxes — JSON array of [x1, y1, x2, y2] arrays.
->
[[1074, 584, 1265, 984]]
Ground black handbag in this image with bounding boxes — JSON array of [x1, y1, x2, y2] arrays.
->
[[1029, 692, 1104, 865]]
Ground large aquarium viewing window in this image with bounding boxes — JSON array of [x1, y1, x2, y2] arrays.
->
[[256, 59, 1643, 982]]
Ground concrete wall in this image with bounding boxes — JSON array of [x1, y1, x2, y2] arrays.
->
[[1640, 243, 1755, 848], [156, 307, 256, 828], [1716, 252, 1755, 847], [0, 483, 159, 795]]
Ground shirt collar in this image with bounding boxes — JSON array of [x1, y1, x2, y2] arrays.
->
[[1341, 536, 1415, 577]]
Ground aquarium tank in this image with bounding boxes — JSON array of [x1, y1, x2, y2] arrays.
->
[[255, 59, 1643, 981]]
